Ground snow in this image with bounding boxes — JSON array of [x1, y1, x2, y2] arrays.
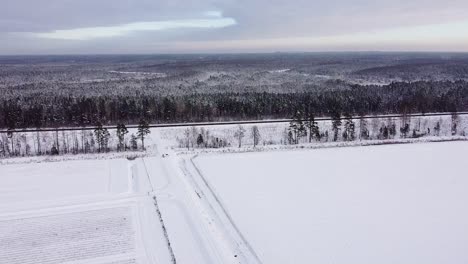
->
[[144, 130, 247, 264], [0, 132, 240, 264], [159, 114, 468, 150], [0, 207, 136, 264], [194, 141, 468, 264], [2, 127, 468, 264], [0, 159, 128, 204], [0, 158, 174, 264]]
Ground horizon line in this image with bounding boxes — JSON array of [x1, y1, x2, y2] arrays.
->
[[2, 50, 468, 57]]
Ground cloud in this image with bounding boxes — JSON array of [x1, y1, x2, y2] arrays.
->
[[2, 0, 468, 54], [30, 17, 237, 40]]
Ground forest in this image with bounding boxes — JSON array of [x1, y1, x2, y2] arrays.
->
[[1, 80, 467, 129], [3, 53, 468, 130]]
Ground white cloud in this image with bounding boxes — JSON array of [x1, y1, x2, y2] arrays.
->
[[29, 17, 236, 40]]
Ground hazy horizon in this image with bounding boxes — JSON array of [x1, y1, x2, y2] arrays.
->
[[2, 0, 468, 55]]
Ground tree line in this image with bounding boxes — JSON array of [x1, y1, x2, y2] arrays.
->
[[1, 80, 468, 129], [1, 112, 463, 158], [284, 111, 462, 145], [0, 120, 151, 157]]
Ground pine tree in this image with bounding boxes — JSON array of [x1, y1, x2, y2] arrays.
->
[[288, 120, 298, 144], [400, 123, 410, 138], [94, 122, 105, 153], [101, 128, 110, 152], [288, 130, 294, 145], [251, 126, 261, 147], [359, 118, 369, 140], [389, 123, 396, 138], [196, 134, 204, 147], [137, 119, 151, 150], [331, 111, 342, 142], [305, 113, 320, 142], [116, 123, 128, 151], [343, 113, 355, 141], [289, 111, 306, 144], [451, 112, 459, 136], [382, 126, 389, 139]]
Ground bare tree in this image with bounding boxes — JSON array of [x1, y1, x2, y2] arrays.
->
[[234, 125, 246, 148], [451, 112, 459, 136], [184, 128, 191, 150]]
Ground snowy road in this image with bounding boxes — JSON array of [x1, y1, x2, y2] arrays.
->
[[141, 130, 262, 264]]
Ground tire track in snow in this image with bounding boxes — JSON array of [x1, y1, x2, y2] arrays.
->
[[184, 155, 263, 264], [141, 158, 177, 264]]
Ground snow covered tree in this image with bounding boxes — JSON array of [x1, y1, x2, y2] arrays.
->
[[101, 129, 110, 152], [94, 123, 110, 153], [234, 125, 246, 148], [137, 119, 151, 150], [331, 111, 342, 142], [434, 121, 441, 136], [389, 123, 397, 138], [400, 123, 410, 138], [305, 113, 320, 142], [451, 112, 459, 136], [197, 134, 204, 147], [359, 118, 369, 140], [289, 111, 306, 144], [251, 125, 261, 147], [184, 128, 191, 150], [94, 122, 105, 153], [287, 130, 294, 145], [130, 134, 138, 150], [343, 113, 355, 141], [116, 123, 128, 151], [380, 125, 389, 139], [6, 129, 14, 156]]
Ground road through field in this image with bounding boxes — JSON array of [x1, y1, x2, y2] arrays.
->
[[140, 130, 247, 264]]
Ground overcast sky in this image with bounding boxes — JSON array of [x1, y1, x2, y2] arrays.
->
[[2, 0, 468, 54]]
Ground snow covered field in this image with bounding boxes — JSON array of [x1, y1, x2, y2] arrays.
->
[[0, 158, 167, 264], [2, 129, 468, 264], [0, 136, 238, 264], [195, 141, 468, 264], [0, 207, 137, 264], [0, 159, 128, 205]]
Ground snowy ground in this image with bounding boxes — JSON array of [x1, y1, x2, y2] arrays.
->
[[2, 128, 468, 264], [0, 157, 174, 264], [0, 130, 245, 264], [0, 159, 127, 205], [194, 141, 468, 264], [160, 114, 468, 149]]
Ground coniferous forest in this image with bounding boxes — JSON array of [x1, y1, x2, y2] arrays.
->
[[2, 53, 468, 129], [1, 81, 468, 129]]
